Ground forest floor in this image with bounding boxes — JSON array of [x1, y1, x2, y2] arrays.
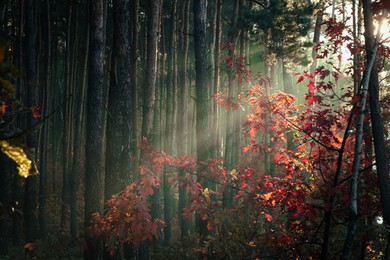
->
[[7, 193, 84, 259]]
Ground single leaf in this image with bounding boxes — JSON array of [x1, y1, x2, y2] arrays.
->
[[296, 75, 305, 85]]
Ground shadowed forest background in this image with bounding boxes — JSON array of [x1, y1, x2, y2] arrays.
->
[[0, 0, 390, 259]]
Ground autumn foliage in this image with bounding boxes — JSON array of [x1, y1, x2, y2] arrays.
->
[[88, 13, 390, 259]]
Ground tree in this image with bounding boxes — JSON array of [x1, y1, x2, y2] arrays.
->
[[177, 0, 190, 239], [84, 0, 106, 258], [163, 0, 179, 245], [193, 0, 210, 241], [105, 0, 132, 201], [341, 36, 378, 260], [141, 0, 162, 255], [24, 0, 38, 245], [362, 0, 390, 258]]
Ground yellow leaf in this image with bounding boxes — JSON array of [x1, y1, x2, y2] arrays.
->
[[202, 188, 210, 198], [0, 140, 32, 178]]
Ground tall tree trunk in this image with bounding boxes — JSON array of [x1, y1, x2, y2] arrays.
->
[[213, 0, 222, 158], [61, 2, 74, 227], [139, 0, 162, 257], [104, 1, 132, 258], [362, 1, 390, 258], [164, 0, 178, 245], [0, 154, 12, 257], [24, 0, 38, 244], [194, 0, 210, 242], [141, 0, 161, 141], [129, 0, 139, 168], [223, 0, 240, 208], [341, 42, 378, 260], [38, 0, 51, 239], [105, 0, 132, 201], [70, 1, 88, 241], [84, 0, 106, 258], [178, 0, 190, 239]]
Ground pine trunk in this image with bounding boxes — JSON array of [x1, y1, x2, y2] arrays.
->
[[84, 0, 106, 258]]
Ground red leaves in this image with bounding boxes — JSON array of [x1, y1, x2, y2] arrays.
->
[[207, 221, 212, 231], [264, 213, 272, 222], [307, 81, 315, 93], [31, 104, 41, 119], [296, 75, 305, 85], [139, 165, 146, 175]]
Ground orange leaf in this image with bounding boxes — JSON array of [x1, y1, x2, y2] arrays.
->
[[263, 192, 273, 201], [255, 105, 262, 114], [207, 221, 212, 231], [139, 166, 146, 175], [0, 103, 7, 115]]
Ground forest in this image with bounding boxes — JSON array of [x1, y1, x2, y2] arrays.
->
[[0, 0, 390, 259]]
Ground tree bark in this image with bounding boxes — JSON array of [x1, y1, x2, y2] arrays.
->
[[163, 0, 178, 245], [341, 42, 378, 260], [362, 1, 390, 259], [24, 0, 38, 244], [178, 0, 190, 239], [141, 0, 161, 141], [84, 0, 106, 258], [105, 0, 132, 200], [223, 0, 241, 208], [194, 0, 210, 241]]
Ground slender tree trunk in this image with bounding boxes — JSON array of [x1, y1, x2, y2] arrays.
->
[[362, 1, 390, 259], [194, 0, 211, 242], [11, 0, 24, 247], [24, 0, 38, 244], [38, 0, 51, 239], [129, 0, 139, 167], [105, 0, 132, 201], [213, 0, 222, 158], [311, 8, 323, 73], [0, 154, 12, 257], [138, 0, 162, 257], [142, 0, 161, 141], [70, 2, 88, 241], [163, 0, 178, 245], [84, 0, 106, 258], [341, 43, 378, 260], [61, 2, 74, 227], [178, 0, 190, 239], [223, 0, 240, 208]]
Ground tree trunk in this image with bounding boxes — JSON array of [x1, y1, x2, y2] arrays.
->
[[194, 0, 210, 242], [61, 2, 74, 228], [213, 0, 222, 159], [37, 0, 51, 240], [362, 1, 390, 259], [341, 42, 378, 260], [105, 0, 132, 200], [24, 0, 38, 244], [223, 0, 240, 208], [0, 154, 12, 257], [70, 1, 88, 241], [163, 0, 178, 245], [311, 8, 323, 73], [141, 0, 161, 141], [178, 0, 190, 239], [84, 0, 106, 258], [129, 0, 139, 168]]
